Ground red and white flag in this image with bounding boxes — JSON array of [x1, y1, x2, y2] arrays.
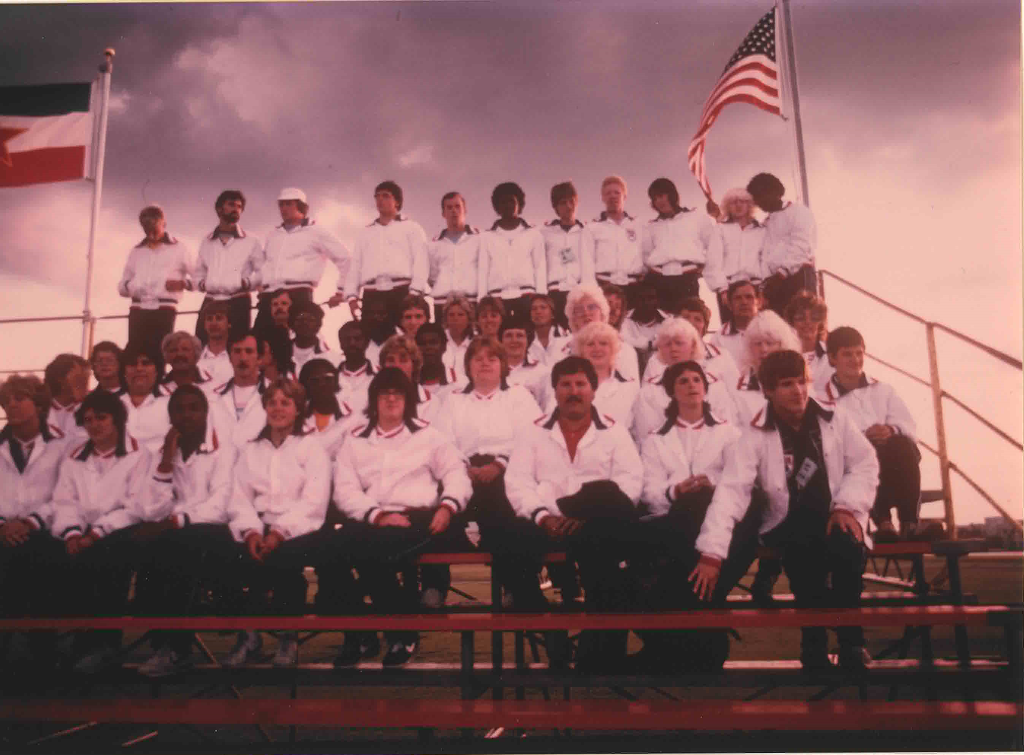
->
[[688, 8, 783, 200], [0, 82, 96, 188]]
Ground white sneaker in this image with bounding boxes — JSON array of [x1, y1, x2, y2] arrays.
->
[[272, 634, 298, 667], [222, 630, 261, 668], [73, 647, 117, 674], [420, 587, 445, 609], [139, 646, 192, 678]]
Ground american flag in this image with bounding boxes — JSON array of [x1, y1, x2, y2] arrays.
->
[[688, 8, 783, 199]]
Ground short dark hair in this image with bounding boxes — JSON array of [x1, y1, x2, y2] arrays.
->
[[662, 359, 709, 396], [202, 299, 231, 318], [550, 181, 577, 209], [400, 294, 430, 319], [89, 341, 122, 368], [647, 178, 681, 212], [298, 358, 340, 395], [338, 319, 368, 342], [746, 172, 785, 198], [375, 180, 403, 211], [601, 283, 626, 303], [727, 279, 759, 301], [678, 297, 712, 329], [365, 367, 419, 427], [0, 374, 51, 423], [167, 383, 209, 418], [261, 327, 293, 375], [75, 388, 128, 433], [227, 329, 268, 357], [551, 356, 598, 391], [826, 326, 865, 357], [215, 189, 246, 212], [440, 191, 464, 210], [414, 321, 447, 346], [119, 342, 164, 390], [289, 299, 325, 327], [499, 315, 535, 346], [44, 353, 89, 397], [758, 350, 807, 391], [476, 296, 506, 320], [261, 378, 307, 436], [491, 182, 526, 214]]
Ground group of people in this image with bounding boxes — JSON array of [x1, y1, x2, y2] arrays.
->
[[0, 172, 937, 678]]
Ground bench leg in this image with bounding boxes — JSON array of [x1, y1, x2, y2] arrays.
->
[[191, 633, 272, 744]]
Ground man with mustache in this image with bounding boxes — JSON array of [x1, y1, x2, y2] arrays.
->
[[505, 356, 643, 671], [208, 330, 269, 447], [195, 190, 263, 344]]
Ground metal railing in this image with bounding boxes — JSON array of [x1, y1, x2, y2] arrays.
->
[[818, 269, 1023, 537]]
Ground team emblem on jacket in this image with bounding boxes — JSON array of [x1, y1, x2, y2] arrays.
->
[[784, 453, 794, 476], [625, 229, 637, 242]]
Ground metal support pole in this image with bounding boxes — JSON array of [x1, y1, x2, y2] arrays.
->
[[81, 49, 114, 357], [816, 269, 825, 300], [925, 323, 956, 539], [779, 0, 811, 207]]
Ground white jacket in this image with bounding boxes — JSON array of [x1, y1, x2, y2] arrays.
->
[[640, 412, 741, 517], [208, 378, 269, 448], [505, 408, 643, 524], [47, 399, 87, 446], [146, 423, 235, 526], [817, 373, 917, 442], [558, 339, 639, 382], [805, 342, 835, 396], [507, 359, 551, 410], [428, 226, 483, 301], [302, 402, 361, 460], [733, 368, 768, 427], [703, 220, 766, 292], [634, 361, 738, 439], [703, 340, 741, 396], [197, 346, 234, 388], [0, 425, 69, 531], [50, 437, 152, 540], [527, 325, 571, 366], [621, 310, 672, 353], [641, 210, 715, 274], [478, 220, 547, 299], [707, 321, 747, 372], [121, 391, 171, 455], [588, 212, 644, 284], [118, 238, 194, 310], [334, 420, 472, 523], [194, 227, 262, 299], [345, 216, 429, 298], [761, 202, 816, 277], [255, 219, 350, 293], [539, 220, 596, 292], [228, 432, 330, 542], [442, 337, 471, 385], [695, 401, 879, 561], [436, 384, 541, 467], [546, 373, 639, 434]]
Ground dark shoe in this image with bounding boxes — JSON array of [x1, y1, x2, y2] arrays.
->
[[902, 521, 945, 542], [750, 567, 779, 607], [382, 639, 418, 667], [544, 631, 570, 669], [332, 640, 362, 668], [873, 520, 899, 544], [335, 633, 381, 667], [799, 646, 834, 672], [838, 645, 872, 672]]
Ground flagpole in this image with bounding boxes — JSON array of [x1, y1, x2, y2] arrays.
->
[[778, 0, 810, 207], [81, 47, 114, 357]]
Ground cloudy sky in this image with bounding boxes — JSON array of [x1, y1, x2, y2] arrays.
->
[[0, 0, 1020, 523]]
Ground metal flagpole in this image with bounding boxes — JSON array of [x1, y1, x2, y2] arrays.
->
[[778, 0, 810, 208], [81, 47, 114, 357]]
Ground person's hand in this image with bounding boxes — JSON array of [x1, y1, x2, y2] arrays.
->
[[245, 532, 264, 561], [165, 279, 186, 293], [65, 534, 84, 556], [377, 513, 411, 528], [259, 530, 284, 558], [473, 463, 503, 485], [326, 293, 347, 308], [429, 506, 452, 535], [0, 519, 31, 547], [688, 557, 721, 601], [827, 509, 864, 543], [80, 530, 100, 549], [159, 427, 180, 471], [673, 474, 712, 498], [865, 424, 894, 444], [540, 515, 582, 540], [348, 299, 361, 320]]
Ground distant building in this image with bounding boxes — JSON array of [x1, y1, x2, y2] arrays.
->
[[982, 517, 1024, 550]]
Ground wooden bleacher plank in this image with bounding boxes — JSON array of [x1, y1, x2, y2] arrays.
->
[[1, 698, 1018, 731], [0, 605, 1010, 632]]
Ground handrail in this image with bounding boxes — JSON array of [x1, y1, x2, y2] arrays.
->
[[948, 461, 1024, 534], [866, 352, 932, 390], [820, 270, 1022, 370]]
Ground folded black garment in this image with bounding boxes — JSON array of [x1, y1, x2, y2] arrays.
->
[[556, 480, 637, 522]]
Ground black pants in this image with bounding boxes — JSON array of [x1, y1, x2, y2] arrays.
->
[[253, 287, 313, 336], [361, 285, 411, 334], [128, 307, 176, 354], [133, 524, 250, 653], [762, 264, 816, 317], [0, 530, 69, 618], [645, 270, 701, 315], [872, 434, 922, 526], [195, 296, 252, 345], [767, 518, 867, 649]]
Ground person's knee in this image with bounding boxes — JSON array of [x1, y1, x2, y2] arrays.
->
[[827, 527, 866, 571]]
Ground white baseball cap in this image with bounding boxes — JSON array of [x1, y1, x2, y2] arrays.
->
[[277, 187, 307, 203]]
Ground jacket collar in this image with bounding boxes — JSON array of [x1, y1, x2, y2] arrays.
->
[[754, 397, 833, 431], [596, 210, 634, 222], [829, 371, 870, 398], [541, 406, 608, 431], [490, 217, 531, 231], [209, 224, 245, 240], [135, 233, 177, 248], [437, 225, 477, 240]]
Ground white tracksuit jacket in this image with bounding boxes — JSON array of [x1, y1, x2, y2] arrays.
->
[[145, 423, 236, 526], [0, 424, 70, 531]]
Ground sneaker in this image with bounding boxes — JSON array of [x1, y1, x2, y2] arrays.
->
[[73, 647, 117, 674], [873, 520, 900, 544], [838, 645, 872, 672], [420, 587, 445, 610], [272, 634, 298, 667], [222, 630, 261, 668], [382, 639, 418, 667], [139, 646, 193, 678]]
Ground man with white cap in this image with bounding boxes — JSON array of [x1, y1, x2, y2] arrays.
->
[[252, 188, 351, 334]]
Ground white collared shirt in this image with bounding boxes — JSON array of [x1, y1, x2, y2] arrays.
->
[[121, 391, 172, 455], [442, 334, 472, 385], [704, 220, 766, 292], [198, 346, 234, 387], [118, 238, 194, 309], [641, 209, 715, 274], [302, 403, 360, 460], [146, 423, 236, 525], [538, 220, 596, 292], [762, 202, 816, 277], [0, 426, 69, 531], [209, 378, 269, 448], [505, 408, 643, 524], [334, 420, 472, 523], [707, 321, 747, 370], [478, 220, 547, 298], [506, 359, 551, 409], [195, 226, 263, 300], [428, 226, 483, 301], [437, 384, 542, 466], [816, 373, 917, 441], [48, 399, 87, 445], [634, 359, 738, 439], [254, 219, 349, 293], [620, 310, 672, 353], [588, 212, 643, 283], [345, 216, 429, 298]]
